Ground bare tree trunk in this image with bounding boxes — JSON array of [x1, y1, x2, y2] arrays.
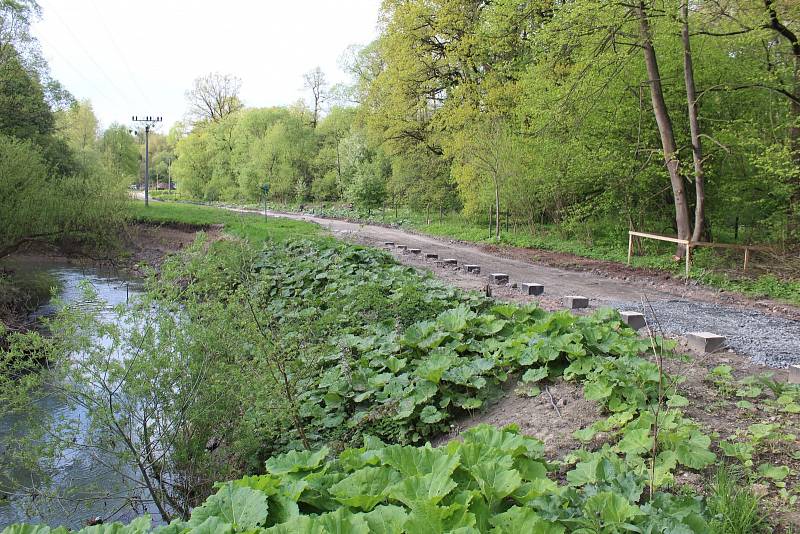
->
[[493, 177, 501, 239], [637, 1, 692, 255], [681, 2, 706, 243], [764, 0, 800, 236]]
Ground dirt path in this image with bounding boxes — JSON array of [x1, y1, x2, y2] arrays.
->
[[247, 208, 799, 369]]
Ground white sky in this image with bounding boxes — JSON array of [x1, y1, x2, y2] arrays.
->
[[32, 0, 382, 132]]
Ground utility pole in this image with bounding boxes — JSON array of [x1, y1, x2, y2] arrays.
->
[[132, 115, 162, 207]]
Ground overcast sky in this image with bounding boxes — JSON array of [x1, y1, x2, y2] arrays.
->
[[32, 0, 381, 132]]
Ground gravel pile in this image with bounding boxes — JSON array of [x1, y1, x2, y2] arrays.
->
[[607, 298, 800, 368]]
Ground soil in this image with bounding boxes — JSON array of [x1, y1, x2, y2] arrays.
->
[[2, 222, 221, 277], [122, 222, 223, 275]]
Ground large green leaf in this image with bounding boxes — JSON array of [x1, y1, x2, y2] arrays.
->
[[266, 447, 330, 475], [388, 471, 457, 507], [616, 428, 652, 456], [379, 444, 460, 477], [584, 380, 613, 401], [583, 491, 639, 525], [188, 484, 268, 529], [437, 306, 473, 333], [329, 466, 403, 511], [415, 350, 456, 383], [187, 516, 233, 534], [362, 505, 408, 534], [489, 506, 564, 534], [674, 431, 716, 469], [469, 462, 522, 504]]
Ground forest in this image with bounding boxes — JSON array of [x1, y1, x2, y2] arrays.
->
[[2, 0, 800, 533], [165, 0, 800, 252]]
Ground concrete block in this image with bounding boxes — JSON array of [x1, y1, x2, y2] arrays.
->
[[521, 283, 544, 296], [384, 241, 395, 247], [464, 264, 481, 274], [491, 273, 509, 285], [619, 311, 646, 330], [788, 365, 800, 385], [564, 296, 589, 309], [396, 245, 408, 251], [409, 248, 421, 254], [443, 258, 457, 265], [686, 332, 726, 353], [425, 253, 438, 259]]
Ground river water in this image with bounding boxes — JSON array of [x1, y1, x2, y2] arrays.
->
[[0, 260, 155, 530]]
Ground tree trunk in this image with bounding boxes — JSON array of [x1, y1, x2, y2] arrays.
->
[[681, 2, 706, 243], [493, 178, 501, 239], [637, 1, 692, 254], [764, 0, 800, 236]]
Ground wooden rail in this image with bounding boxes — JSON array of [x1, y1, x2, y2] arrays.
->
[[627, 231, 770, 277]]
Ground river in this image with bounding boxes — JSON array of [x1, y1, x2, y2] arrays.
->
[[0, 260, 160, 530]]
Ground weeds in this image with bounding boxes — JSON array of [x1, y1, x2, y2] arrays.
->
[[707, 465, 767, 534]]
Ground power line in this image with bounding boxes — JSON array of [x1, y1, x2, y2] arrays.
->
[[87, 0, 153, 109], [36, 33, 118, 108], [46, 2, 135, 108]]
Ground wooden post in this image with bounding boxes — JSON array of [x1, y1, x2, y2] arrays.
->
[[488, 204, 493, 239], [627, 232, 633, 265], [743, 247, 750, 272], [685, 242, 691, 278], [505, 210, 509, 233]]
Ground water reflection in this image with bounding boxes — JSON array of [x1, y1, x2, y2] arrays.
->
[[0, 261, 157, 530]]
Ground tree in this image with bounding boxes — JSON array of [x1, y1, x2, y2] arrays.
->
[[99, 123, 139, 181], [636, 1, 692, 253], [185, 72, 243, 124], [680, 1, 707, 242], [452, 117, 521, 238], [56, 99, 99, 171], [0, 48, 53, 142], [303, 66, 327, 128]]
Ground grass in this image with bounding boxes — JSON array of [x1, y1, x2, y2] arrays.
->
[[136, 198, 800, 306], [706, 465, 767, 534], [129, 199, 321, 244]]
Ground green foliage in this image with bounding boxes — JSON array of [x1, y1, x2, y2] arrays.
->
[[5, 425, 715, 533], [0, 133, 130, 260], [5, 227, 785, 532]]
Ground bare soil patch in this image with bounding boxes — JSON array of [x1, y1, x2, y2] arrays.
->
[[123, 222, 222, 274]]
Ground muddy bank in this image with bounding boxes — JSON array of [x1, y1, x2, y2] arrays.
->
[[1, 222, 217, 332]]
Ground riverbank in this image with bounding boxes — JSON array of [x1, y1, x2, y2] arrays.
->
[[5, 213, 798, 532], [0, 218, 219, 342]]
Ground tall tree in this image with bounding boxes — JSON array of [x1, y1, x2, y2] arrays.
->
[[303, 66, 327, 128], [681, 2, 707, 242], [185, 72, 244, 123], [636, 0, 692, 252]]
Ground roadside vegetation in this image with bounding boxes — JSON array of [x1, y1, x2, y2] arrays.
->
[[3, 220, 797, 532]]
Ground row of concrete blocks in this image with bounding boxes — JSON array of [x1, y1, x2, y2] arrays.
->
[[384, 242, 732, 354], [385, 242, 586, 309], [618, 312, 728, 354]]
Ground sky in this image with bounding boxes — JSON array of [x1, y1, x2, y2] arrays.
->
[[32, 0, 382, 132]]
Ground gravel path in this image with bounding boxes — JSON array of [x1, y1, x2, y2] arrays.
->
[[231, 206, 800, 368]]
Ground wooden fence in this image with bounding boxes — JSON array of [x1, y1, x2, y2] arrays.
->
[[627, 231, 771, 277]]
